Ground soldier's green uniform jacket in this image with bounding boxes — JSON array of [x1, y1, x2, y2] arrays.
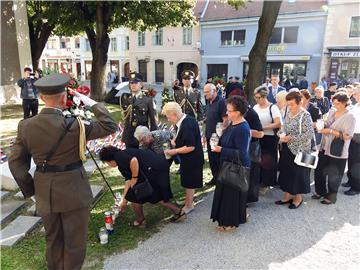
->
[[173, 86, 204, 121], [120, 92, 157, 147], [8, 104, 118, 213]]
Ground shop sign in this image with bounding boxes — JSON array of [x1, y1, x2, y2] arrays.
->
[[331, 51, 360, 58], [329, 59, 339, 80], [267, 45, 287, 54]]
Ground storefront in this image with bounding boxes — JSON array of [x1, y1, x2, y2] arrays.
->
[[327, 48, 360, 83]]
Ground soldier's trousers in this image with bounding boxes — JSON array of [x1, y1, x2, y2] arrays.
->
[[41, 207, 90, 270]]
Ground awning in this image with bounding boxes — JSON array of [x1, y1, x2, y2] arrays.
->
[[240, 55, 311, 61]]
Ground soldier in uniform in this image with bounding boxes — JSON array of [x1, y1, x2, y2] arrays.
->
[[173, 70, 204, 121], [8, 74, 118, 270], [120, 72, 157, 148]]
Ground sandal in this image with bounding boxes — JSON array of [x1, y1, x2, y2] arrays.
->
[[129, 218, 146, 228], [320, 199, 333, 205], [311, 194, 321, 200], [216, 226, 236, 232], [171, 209, 187, 223]]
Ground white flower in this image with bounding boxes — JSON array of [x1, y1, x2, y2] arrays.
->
[[85, 110, 92, 119], [63, 110, 71, 117], [73, 96, 81, 106], [79, 110, 85, 118], [73, 108, 81, 116]]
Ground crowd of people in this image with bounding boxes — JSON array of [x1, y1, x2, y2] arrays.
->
[[9, 69, 360, 269]]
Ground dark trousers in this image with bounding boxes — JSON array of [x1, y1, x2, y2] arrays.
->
[[42, 207, 89, 270], [247, 161, 260, 203], [207, 137, 220, 180], [347, 140, 360, 191], [259, 135, 279, 186], [22, 99, 38, 119], [314, 151, 347, 203]]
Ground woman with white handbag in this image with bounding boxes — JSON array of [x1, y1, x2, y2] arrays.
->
[[276, 91, 314, 209]]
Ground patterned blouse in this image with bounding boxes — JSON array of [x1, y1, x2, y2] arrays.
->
[[283, 110, 314, 155], [139, 130, 171, 155]]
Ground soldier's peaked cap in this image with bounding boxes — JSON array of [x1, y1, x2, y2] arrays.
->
[[181, 70, 195, 80], [128, 72, 143, 82], [34, 74, 70, 95]]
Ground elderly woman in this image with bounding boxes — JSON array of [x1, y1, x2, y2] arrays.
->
[[134, 125, 172, 158], [210, 96, 251, 232], [314, 92, 356, 204], [275, 91, 288, 120], [344, 86, 360, 195], [253, 86, 282, 193], [276, 91, 314, 209], [99, 146, 186, 227], [310, 85, 331, 115], [162, 102, 204, 214]]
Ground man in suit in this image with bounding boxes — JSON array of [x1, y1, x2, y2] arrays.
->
[[173, 70, 204, 121], [120, 72, 158, 148], [9, 74, 118, 270], [267, 75, 286, 104]]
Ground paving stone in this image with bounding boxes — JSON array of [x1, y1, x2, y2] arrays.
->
[[0, 216, 42, 247], [0, 191, 10, 200], [0, 199, 26, 225], [91, 185, 103, 200], [14, 191, 24, 199], [0, 159, 36, 190], [27, 204, 38, 216]]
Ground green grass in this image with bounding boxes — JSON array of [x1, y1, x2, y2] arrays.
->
[[1, 103, 214, 270]]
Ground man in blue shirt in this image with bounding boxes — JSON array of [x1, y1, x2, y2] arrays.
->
[[17, 67, 39, 119], [203, 83, 228, 185], [267, 75, 286, 104]]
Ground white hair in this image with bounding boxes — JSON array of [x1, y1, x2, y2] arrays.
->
[[161, 102, 183, 117], [275, 91, 288, 103], [134, 125, 151, 141]]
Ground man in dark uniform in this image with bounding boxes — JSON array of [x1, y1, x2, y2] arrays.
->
[[120, 72, 157, 148], [173, 70, 204, 121], [9, 74, 118, 270]]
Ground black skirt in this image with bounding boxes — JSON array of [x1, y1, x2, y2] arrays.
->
[[210, 181, 247, 227], [278, 143, 311, 195], [125, 170, 173, 204], [180, 164, 203, 189], [259, 135, 279, 186]]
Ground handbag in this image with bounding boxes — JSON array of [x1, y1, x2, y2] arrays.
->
[[217, 150, 250, 192], [293, 112, 319, 169], [132, 169, 153, 200], [330, 131, 344, 157], [249, 140, 261, 163]]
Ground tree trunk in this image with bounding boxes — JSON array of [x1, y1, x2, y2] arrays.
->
[[245, 0, 282, 105], [87, 2, 112, 101]]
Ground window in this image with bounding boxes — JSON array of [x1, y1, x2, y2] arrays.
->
[[47, 39, 57, 49], [207, 64, 228, 80], [138, 60, 147, 82], [60, 38, 70, 49], [125, 36, 129, 50], [75, 38, 80, 48], [138, 32, 145, 46], [60, 40, 66, 49], [85, 39, 91, 51], [350, 16, 360, 37], [270, 27, 298, 44], [221, 30, 245, 46], [183, 27, 192, 45], [155, 60, 164, 83], [110, 37, 117, 52], [152, 29, 163, 46]]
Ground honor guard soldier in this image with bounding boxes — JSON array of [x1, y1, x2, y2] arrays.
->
[[9, 74, 118, 270], [120, 72, 157, 147], [173, 70, 204, 121]]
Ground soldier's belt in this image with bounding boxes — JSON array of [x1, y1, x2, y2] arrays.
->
[[35, 160, 83, 173]]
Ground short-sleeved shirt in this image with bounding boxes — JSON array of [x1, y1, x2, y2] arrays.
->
[[205, 96, 227, 138], [253, 103, 282, 136], [244, 106, 263, 142]]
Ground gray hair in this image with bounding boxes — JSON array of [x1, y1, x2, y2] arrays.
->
[[161, 102, 183, 117], [254, 85, 269, 97], [275, 91, 288, 103], [204, 83, 216, 92], [134, 125, 151, 141]]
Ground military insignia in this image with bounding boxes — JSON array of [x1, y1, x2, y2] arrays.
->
[[185, 71, 189, 76], [130, 73, 136, 79]]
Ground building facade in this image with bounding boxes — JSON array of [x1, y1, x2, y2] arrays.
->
[[200, 0, 327, 85], [39, 28, 130, 81], [319, 0, 360, 84]]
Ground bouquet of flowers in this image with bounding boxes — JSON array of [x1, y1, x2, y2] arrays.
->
[[161, 87, 173, 108], [63, 78, 92, 120], [143, 87, 157, 98]]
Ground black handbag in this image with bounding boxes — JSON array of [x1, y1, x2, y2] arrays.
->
[[132, 169, 153, 200], [330, 131, 344, 157], [217, 150, 250, 192], [249, 140, 261, 163]]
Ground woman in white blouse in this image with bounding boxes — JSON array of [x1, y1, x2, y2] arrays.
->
[[253, 86, 282, 193]]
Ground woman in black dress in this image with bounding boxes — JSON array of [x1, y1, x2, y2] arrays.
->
[[162, 102, 204, 214], [211, 96, 251, 232], [99, 146, 186, 227]]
